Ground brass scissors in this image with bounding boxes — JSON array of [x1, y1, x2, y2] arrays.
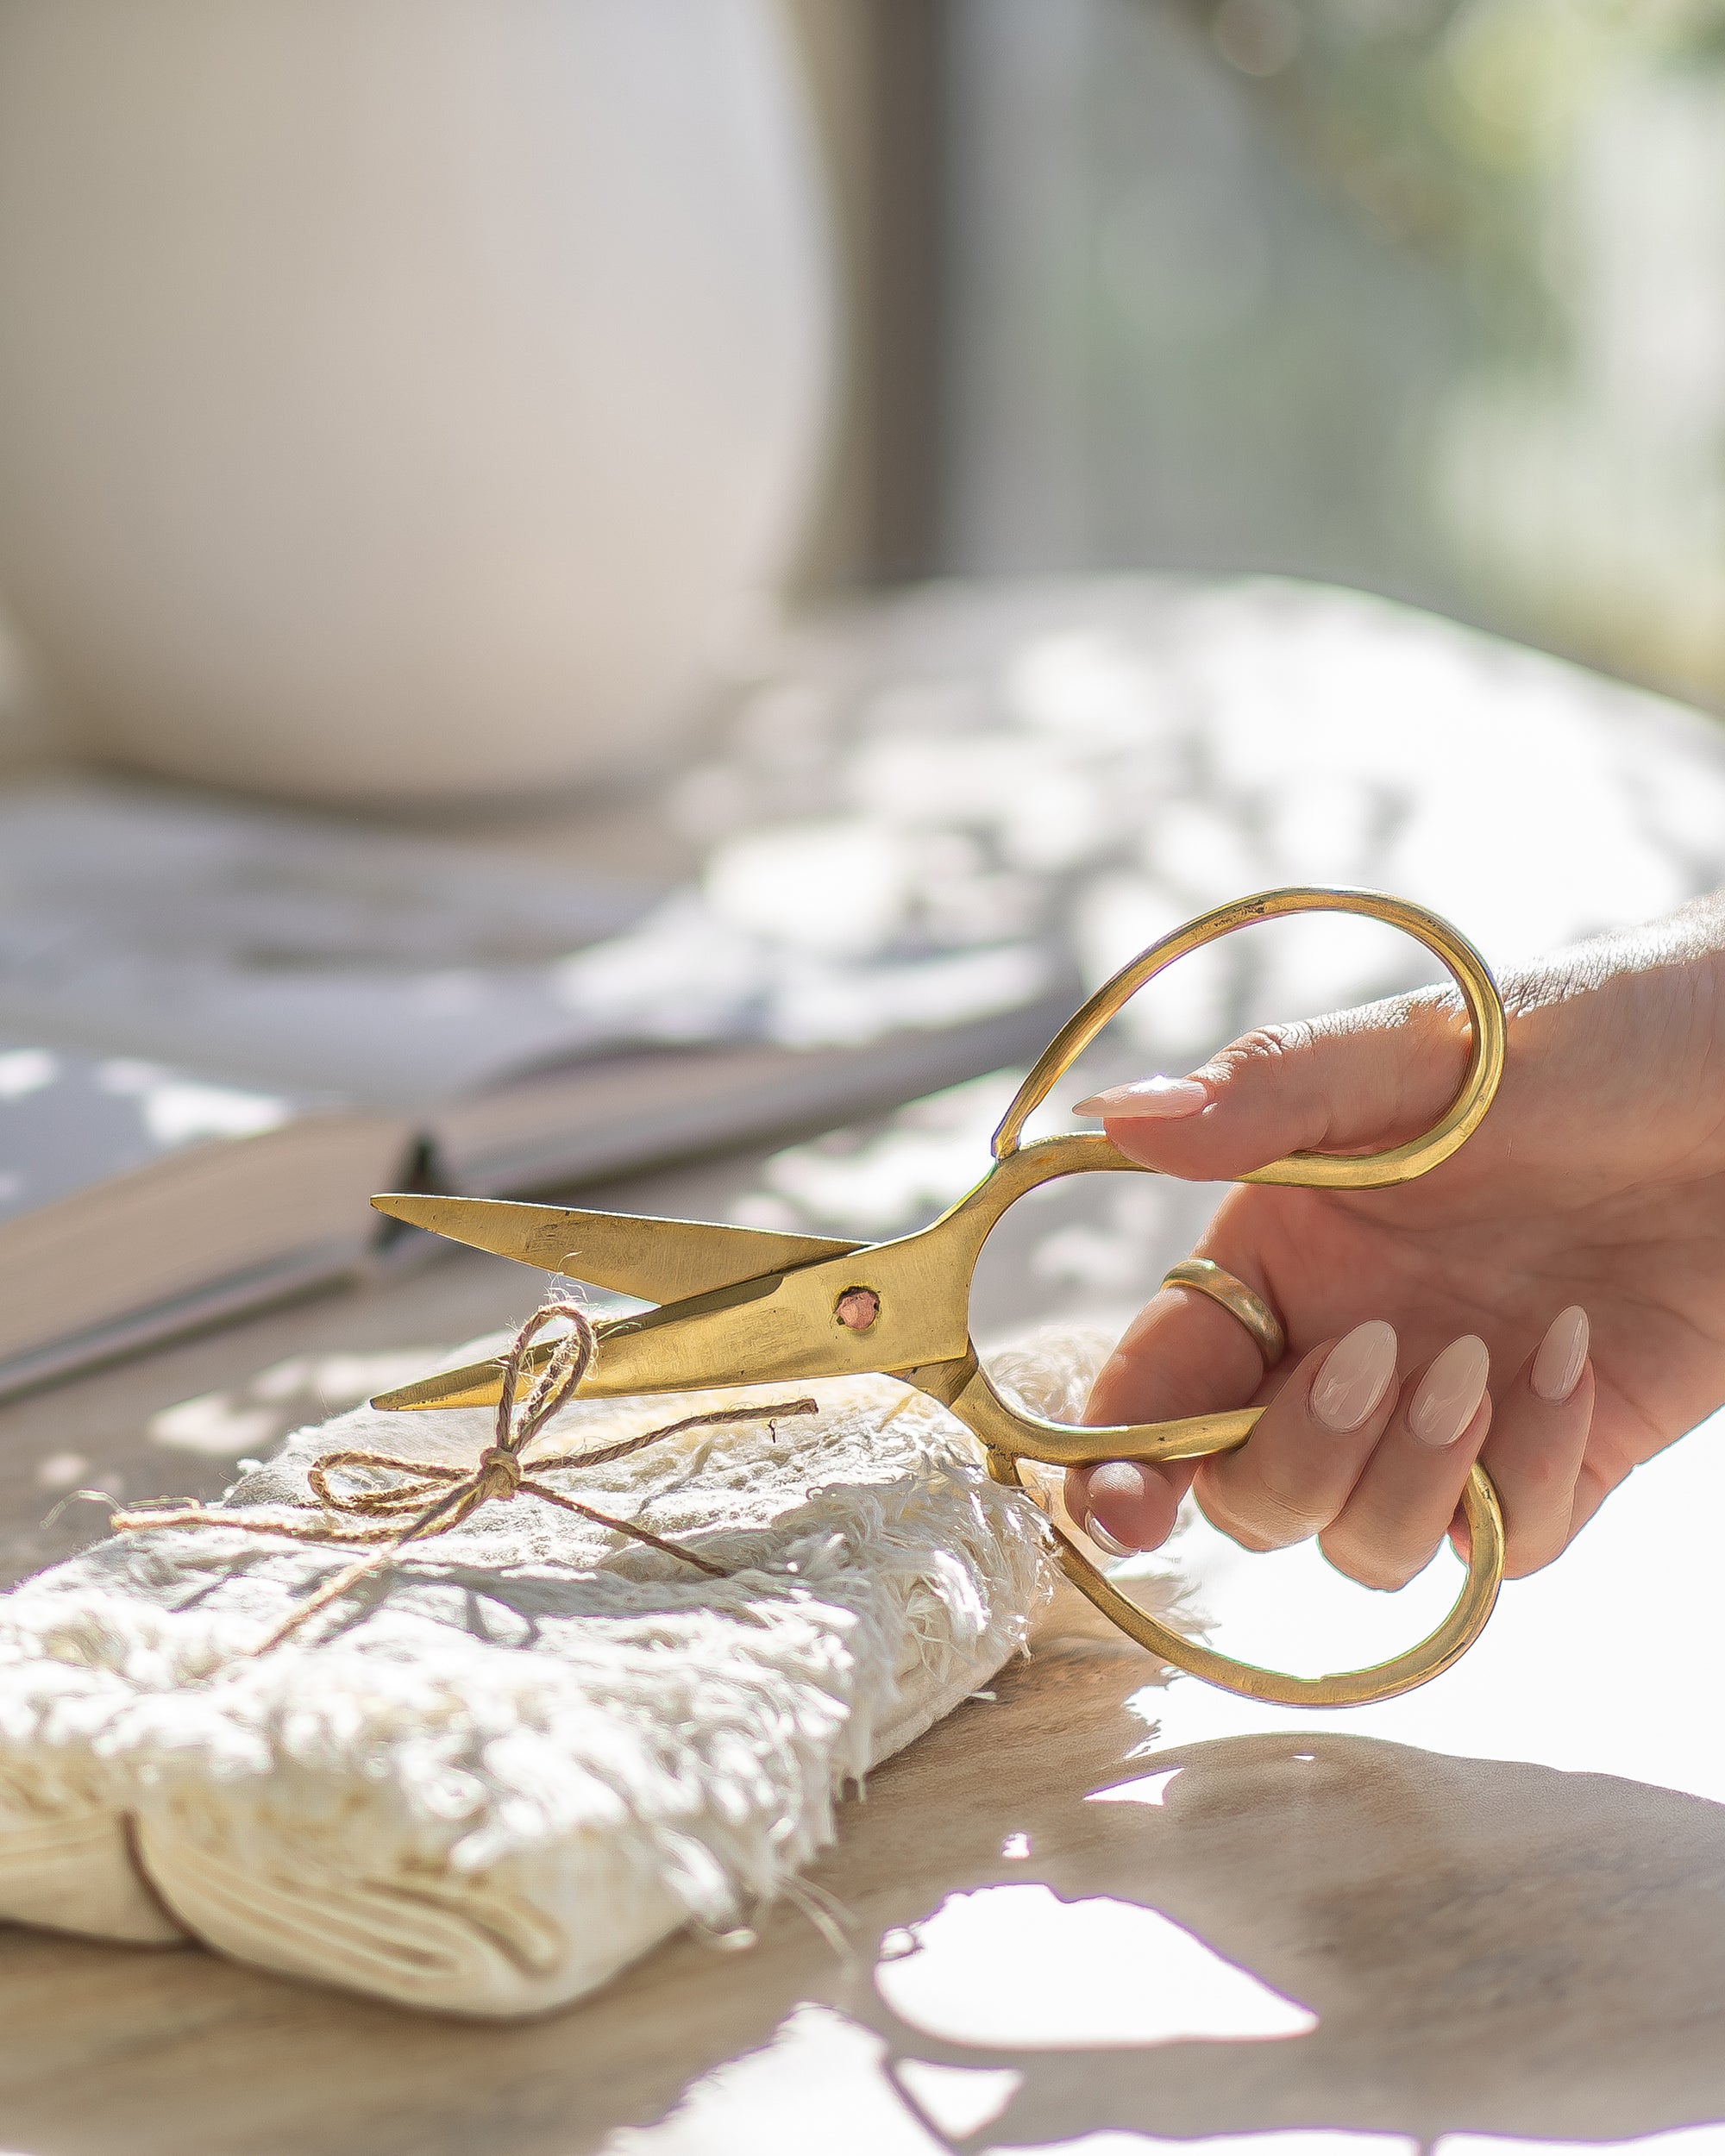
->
[[370, 888, 1507, 1708]]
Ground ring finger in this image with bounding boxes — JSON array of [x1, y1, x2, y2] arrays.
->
[[1315, 1336, 1494, 1591]]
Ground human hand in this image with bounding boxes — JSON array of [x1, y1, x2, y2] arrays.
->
[[1065, 895, 1725, 1585]]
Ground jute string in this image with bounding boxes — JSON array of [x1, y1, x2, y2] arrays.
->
[[105, 1302, 819, 1655]]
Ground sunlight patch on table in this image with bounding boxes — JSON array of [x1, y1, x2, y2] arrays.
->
[[897, 2059, 1024, 2139], [603, 2003, 945, 2155], [1006, 2135, 1414, 2156], [1088, 1768, 1183, 1807], [874, 1882, 1315, 2049], [1441, 2130, 1725, 2155], [147, 1349, 455, 1457]]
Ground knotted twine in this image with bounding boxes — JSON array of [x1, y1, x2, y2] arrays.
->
[[106, 1302, 819, 1656]]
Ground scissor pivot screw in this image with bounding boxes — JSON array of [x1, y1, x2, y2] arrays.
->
[[835, 1287, 880, 1332]]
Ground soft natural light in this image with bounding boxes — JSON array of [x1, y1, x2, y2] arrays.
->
[[874, 1883, 1316, 2050]]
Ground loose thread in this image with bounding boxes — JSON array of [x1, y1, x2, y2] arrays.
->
[[108, 1300, 819, 1655]]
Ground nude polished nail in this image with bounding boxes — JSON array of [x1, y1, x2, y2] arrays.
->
[[1072, 1076, 1208, 1119], [1532, 1305, 1589, 1403], [1408, 1336, 1490, 1447], [1310, 1319, 1398, 1433], [1084, 1514, 1135, 1558]]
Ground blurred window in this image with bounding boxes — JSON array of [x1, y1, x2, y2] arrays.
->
[[936, 0, 1725, 711]]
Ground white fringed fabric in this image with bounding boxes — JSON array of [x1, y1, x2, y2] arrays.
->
[[0, 1321, 1126, 2015]]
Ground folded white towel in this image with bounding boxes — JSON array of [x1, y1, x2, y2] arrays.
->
[[0, 1321, 1121, 2015]]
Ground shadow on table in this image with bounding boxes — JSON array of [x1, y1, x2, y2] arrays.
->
[[856, 1719, 1725, 2151], [0, 1637, 1720, 2155]]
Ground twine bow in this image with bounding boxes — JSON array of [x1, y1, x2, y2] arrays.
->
[[110, 1301, 819, 1654]]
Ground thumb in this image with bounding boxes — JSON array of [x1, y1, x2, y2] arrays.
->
[[1072, 988, 1471, 1182]]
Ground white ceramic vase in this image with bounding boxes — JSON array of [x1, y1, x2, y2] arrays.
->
[[0, 0, 834, 802]]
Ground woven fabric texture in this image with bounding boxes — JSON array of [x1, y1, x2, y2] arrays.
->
[[0, 1321, 1126, 2015]]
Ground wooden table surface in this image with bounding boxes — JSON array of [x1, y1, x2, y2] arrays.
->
[[1, 1111, 1722, 2156]]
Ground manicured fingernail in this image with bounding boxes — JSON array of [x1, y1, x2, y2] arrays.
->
[[1084, 1514, 1135, 1558], [1310, 1319, 1398, 1433], [1532, 1305, 1589, 1404], [1072, 1076, 1208, 1119], [1408, 1335, 1490, 1447]]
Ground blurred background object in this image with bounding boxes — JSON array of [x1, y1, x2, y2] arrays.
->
[[935, 0, 1725, 713], [0, 0, 833, 800]]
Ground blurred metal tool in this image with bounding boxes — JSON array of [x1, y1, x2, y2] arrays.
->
[[372, 887, 1507, 1708]]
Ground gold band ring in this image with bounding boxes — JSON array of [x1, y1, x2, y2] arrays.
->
[[1161, 1258, 1287, 1366]]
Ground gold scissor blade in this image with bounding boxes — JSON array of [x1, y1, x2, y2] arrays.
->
[[373, 1190, 985, 1415], [372, 1271, 806, 1413], [373, 1345, 552, 1413], [370, 1193, 862, 1306]]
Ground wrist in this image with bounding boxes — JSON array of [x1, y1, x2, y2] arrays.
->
[[1502, 896, 1725, 1175]]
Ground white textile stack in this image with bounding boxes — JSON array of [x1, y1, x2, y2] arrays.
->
[[0, 1324, 1117, 2016]]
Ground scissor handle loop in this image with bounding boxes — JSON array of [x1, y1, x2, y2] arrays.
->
[[984, 1445, 1504, 1708], [922, 1357, 1505, 1702], [964, 885, 1509, 1705], [991, 886, 1507, 1189]]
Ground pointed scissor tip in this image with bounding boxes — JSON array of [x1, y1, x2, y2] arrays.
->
[[373, 1193, 436, 1224]]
